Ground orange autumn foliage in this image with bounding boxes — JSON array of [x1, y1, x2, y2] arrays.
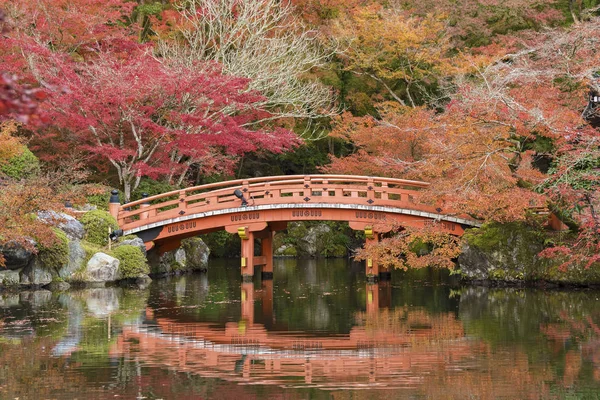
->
[[0, 121, 24, 166]]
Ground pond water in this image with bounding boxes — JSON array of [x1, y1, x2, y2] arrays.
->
[[1, 258, 600, 399]]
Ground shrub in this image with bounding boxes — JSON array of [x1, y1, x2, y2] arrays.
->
[[0, 147, 40, 179], [80, 210, 119, 246], [85, 189, 112, 211], [130, 178, 178, 202], [111, 245, 149, 279], [37, 228, 69, 273]]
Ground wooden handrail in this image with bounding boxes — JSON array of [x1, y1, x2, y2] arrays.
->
[[120, 175, 429, 209], [115, 175, 436, 229]]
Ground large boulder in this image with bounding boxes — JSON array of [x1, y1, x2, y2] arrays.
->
[[0, 269, 21, 286], [38, 211, 85, 241], [458, 222, 600, 285], [20, 259, 53, 286], [84, 252, 120, 284], [151, 248, 185, 275], [149, 237, 210, 276], [297, 224, 331, 257], [458, 223, 543, 282], [0, 240, 35, 270], [181, 237, 210, 270], [274, 244, 297, 257], [58, 240, 86, 280]]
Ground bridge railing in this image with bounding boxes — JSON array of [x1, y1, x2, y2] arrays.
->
[[114, 175, 432, 230]]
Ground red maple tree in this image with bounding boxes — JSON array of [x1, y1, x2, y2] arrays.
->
[[1, 0, 300, 200], [31, 47, 297, 200]]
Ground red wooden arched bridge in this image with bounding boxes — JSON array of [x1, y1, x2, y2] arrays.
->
[[109, 175, 480, 279]]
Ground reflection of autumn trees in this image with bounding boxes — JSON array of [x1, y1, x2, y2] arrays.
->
[[4, 281, 600, 397], [542, 309, 600, 384], [456, 287, 600, 398], [420, 348, 557, 400], [0, 337, 90, 398]]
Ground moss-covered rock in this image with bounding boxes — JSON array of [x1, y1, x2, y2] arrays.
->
[[111, 245, 149, 279], [280, 245, 298, 257], [276, 222, 352, 258], [148, 239, 209, 276], [181, 237, 209, 270], [80, 210, 119, 246], [37, 229, 69, 273], [458, 222, 600, 285], [0, 147, 40, 179], [459, 222, 544, 282]]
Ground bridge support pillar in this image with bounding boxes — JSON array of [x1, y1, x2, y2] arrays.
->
[[379, 266, 391, 281], [238, 226, 274, 280], [239, 228, 255, 281]]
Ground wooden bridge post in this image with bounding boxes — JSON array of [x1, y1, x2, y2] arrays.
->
[[367, 177, 374, 202], [178, 189, 187, 213], [239, 227, 255, 281], [379, 280, 392, 308], [108, 190, 120, 221], [140, 193, 150, 220]]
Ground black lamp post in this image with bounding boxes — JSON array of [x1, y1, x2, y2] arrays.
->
[[584, 89, 600, 128], [234, 189, 248, 207]]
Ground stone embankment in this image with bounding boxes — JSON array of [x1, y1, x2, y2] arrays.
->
[[458, 222, 600, 286], [0, 210, 209, 290]]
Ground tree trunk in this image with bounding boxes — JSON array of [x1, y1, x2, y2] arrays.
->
[[570, 0, 582, 24], [123, 176, 132, 203]]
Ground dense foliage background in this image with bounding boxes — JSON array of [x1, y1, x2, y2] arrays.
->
[[1, 0, 599, 272]]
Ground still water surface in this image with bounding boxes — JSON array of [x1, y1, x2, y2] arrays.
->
[[1, 258, 600, 399]]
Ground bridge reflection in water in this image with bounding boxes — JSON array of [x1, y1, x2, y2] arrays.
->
[[112, 279, 479, 390]]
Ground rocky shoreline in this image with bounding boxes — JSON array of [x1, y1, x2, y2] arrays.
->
[[3, 214, 600, 291], [0, 210, 210, 290]]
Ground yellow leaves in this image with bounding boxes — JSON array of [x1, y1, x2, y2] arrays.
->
[[355, 227, 462, 270], [332, 5, 455, 92]]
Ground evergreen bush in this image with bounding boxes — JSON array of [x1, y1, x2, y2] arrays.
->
[[111, 245, 149, 279], [0, 147, 40, 179], [80, 210, 119, 246], [37, 228, 69, 272]]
